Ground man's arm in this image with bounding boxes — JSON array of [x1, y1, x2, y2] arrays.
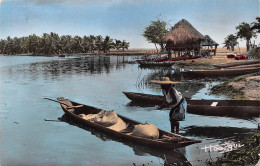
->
[[156, 100, 169, 109]]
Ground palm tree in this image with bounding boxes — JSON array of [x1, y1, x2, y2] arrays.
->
[[223, 34, 238, 51], [26, 34, 40, 54], [89, 35, 96, 53], [12, 37, 22, 54], [102, 36, 115, 53], [115, 39, 122, 51], [40, 33, 52, 54], [72, 36, 83, 53], [95, 35, 103, 53], [251, 17, 260, 33], [236, 22, 256, 51], [20, 37, 29, 53], [50, 32, 61, 54], [121, 40, 130, 52], [63, 35, 73, 53], [4, 36, 14, 54], [0, 39, 6, 54], [0, 33, 130, 55]]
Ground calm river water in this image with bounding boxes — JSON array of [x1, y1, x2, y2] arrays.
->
[[0, 55, 259, 166]]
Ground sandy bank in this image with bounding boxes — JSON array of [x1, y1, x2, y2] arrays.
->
[[229, 75, 260, 100]]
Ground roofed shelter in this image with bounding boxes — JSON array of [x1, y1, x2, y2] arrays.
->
[[162, 19, 205, 59], [201, 35, 219, 56]]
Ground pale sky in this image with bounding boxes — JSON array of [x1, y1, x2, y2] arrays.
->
[[0, 0, 259, 48]]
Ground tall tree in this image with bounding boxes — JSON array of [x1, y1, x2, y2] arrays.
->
[[236, 22, 256, 51], [121, 40, 130, 52], [102, 36, 115, 53], [143, 19, 168, 53], [4, 36, 14, 54], [251, 17, 260, 33], [0, 33, 129, 55], [95, 35, 103, 53], [223, 34, 238, 51], [115, 39, 122, 51], [27, 34, 40, 54], [89, 35, 96, 53]]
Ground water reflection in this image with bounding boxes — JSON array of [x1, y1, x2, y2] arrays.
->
[[59, 114, 192, 166], [136, 67, 208, 98], [1, 56, 137, 81], [182, 126, 254, 139]]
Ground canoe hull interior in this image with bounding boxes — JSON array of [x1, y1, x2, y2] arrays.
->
[[58, 98, 201, 149]]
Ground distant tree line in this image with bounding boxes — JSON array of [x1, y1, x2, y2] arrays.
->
[[0, 32, 130, 55], [224, 17, 260, 51]]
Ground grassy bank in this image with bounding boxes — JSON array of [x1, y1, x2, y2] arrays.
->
[[209, 131, 260, 166], [249, 47, 260, 59], [210, 72, 260, 100]]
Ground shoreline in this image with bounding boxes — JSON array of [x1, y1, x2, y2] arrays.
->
[[210, 131, 260, 165], [210, 72, 260, 100], [0, 50, 157, 57]]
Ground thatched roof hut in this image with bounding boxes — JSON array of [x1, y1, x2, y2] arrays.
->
[[162, 19, 205, 50], [201, 35, 219, 56], [201, 35, 219, 47]]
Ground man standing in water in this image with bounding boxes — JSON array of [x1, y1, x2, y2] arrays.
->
[[151, 77, 187, 133]]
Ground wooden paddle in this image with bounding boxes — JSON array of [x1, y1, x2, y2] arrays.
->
[[43, 97, 84, 109]]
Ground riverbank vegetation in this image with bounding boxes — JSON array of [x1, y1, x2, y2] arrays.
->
[[209, 131, 260, 166], [0, 33, 130, 55], [210, 72, 260, 100], [248, 47, 260, 59]]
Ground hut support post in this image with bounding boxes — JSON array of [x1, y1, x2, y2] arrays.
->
[[214, 45, 217, 56], [208, 46, 210, 57], [168, 49, 172, 60]]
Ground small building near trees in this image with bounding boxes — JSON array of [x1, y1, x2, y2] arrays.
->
[[200, 35, 219, 56], [162, 19, 218, 59]]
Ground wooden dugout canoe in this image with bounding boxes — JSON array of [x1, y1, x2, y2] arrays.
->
[[225, 63, 260, 69], [213, 60, 260, 68], [57, 98, 201, 149], [184, 66, 260, 77], [137, 56, 201, 67], [137, 60, 175, 67], [123, 92, 260, 118]]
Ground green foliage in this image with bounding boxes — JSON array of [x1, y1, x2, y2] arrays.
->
[[223, 34, 238, 51], [210, 72, 260, 100], [121, 40, 130, 51], [0, 33, 130, 55], [248, 47, 260, 59], [236, 22, 256, 51], [143, 19, 168, 53], [210, 132, 260, 166], [102, 36, 115, 53], [251, 17, 260, 33]]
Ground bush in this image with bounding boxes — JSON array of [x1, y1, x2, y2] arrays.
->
[[248, 47, 260, 59]]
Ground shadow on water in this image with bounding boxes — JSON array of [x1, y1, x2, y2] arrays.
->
[[58, 114, 192, 166], [182, 126, 254, 139], [126, 101, 158, 108]]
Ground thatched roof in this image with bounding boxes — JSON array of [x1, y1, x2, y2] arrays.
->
[[162, 19, 205, 48], [201, 35, 219, 46]]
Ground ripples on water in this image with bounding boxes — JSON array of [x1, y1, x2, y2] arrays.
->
[[0, 55, 258, 166]]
